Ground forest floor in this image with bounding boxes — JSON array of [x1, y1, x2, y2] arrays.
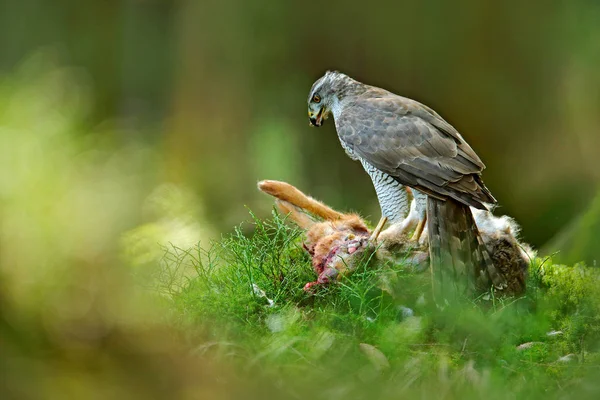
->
[[153, 211, 600, 400]]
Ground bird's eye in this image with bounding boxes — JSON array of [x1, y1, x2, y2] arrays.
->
[[312, 94, 321, 103]]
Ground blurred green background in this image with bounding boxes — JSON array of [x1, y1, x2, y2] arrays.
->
[[2, 0, 600, 256], [2, 1, 600, 398]]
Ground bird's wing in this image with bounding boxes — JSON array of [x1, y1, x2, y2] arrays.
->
[[336, 92, 495, 209]]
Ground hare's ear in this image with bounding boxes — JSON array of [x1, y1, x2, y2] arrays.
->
[[258, 180, 293, 199], [258, 179, 344, 221], [275, 200, 315, 230]]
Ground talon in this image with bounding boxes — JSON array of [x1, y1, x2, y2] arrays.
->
[[369, 217, 388, 242]]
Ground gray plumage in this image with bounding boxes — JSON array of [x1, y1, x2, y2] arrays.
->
[[329, 75, 493, 209], [307, 71, 506, 295], [360, 159, 409, 224]]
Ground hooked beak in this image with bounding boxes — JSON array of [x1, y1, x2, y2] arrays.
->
[[309, 107, 325, 127]]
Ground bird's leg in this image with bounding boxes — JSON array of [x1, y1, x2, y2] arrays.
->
[[408, 190, 428, 242], [410, 213, 427, 242], [369, 216, 388, 242]]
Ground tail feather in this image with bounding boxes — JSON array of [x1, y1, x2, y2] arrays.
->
[[427, 197, 506, 299]]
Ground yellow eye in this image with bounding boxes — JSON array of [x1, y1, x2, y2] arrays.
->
[[312, 94, 321, 103]]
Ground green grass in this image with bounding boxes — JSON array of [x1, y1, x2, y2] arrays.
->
[[2, 55, 599, 398], [154, 211, 600, 399]]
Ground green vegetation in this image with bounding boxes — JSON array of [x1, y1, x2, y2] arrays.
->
[[2, 48, 600, 400], [155, 211, 600, 399]]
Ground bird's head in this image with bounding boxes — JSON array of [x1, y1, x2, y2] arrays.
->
[[308, 70, 357, 127]]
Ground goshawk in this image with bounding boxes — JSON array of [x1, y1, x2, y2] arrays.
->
[[307, 71, 506, 293]]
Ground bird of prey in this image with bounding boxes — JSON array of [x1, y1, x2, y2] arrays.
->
[[307, 71, 506, 294], [360, 159, 429, 241]]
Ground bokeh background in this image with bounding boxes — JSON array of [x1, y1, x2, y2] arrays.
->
[[2, 1, 600, 398], [2, 0, 599, 259]]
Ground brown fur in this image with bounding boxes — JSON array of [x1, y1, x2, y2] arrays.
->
[[480, 232, 528, 295], [258, 180, 370, 290], [258, 180, 346, 222], [258, 180, 530, 296], [376, 233, 429, 271]]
